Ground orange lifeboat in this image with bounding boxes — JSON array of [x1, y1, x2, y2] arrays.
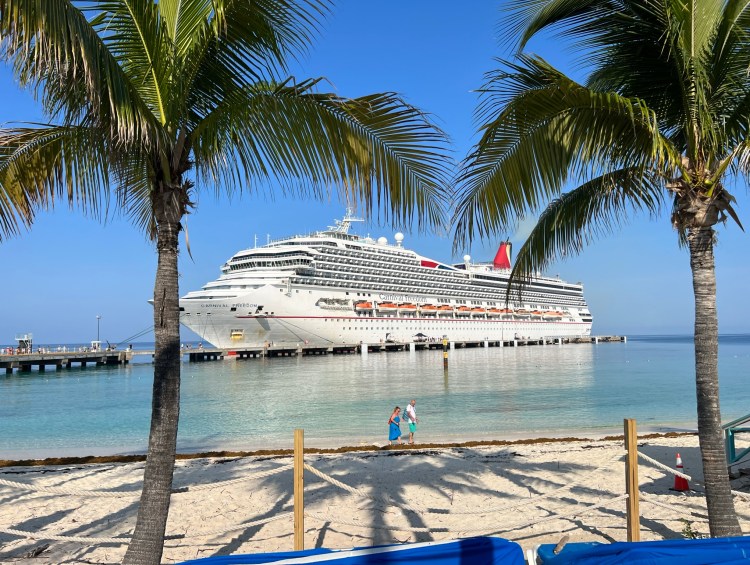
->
[[515, 309, 531, 318], [377, 302, 398, 312], [470, 307, 486, 315], [355, 301, 373, 311], [487, 308, 502, 317], [421, 304, 438, 315], [399, 303, 417, 310], [437, 304, 454, 315], [531, 310, 544, 318], [456, 306, 471, 316]]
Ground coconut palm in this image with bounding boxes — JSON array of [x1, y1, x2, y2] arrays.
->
[[0, 1, 450, 562], [454, 0, 746, 535]]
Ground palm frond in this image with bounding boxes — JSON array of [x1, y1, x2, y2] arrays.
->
[[454, 56, 676, 249], [191, 79, 452, 231], [1, 0, 160, 144], [509, 167, 665, 282], [0, 174, 38, 242], [90, 0, 172, 125], [177, 0, 330, 133], [0, 125, 110, 221]]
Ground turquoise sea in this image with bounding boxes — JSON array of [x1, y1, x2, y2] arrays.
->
[[1, 335, 749, 459]]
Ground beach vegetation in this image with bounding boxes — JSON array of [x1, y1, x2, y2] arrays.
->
[[454, 0, 747, 536], [0, 1, 451, 562]]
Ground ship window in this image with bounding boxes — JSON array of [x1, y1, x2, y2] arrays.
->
[[230, 307, 237, 312]]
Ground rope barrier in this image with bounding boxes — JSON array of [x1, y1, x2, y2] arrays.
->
[[638, 450, 750, 502], [0, 528, 134, 544], [0, 477, 140, 498], [173, 464, 293, 493], [0, 464, 292, 498], [637, 452, 691, 481], [305, 494, 630, 534], [304, 453, 625, 517]]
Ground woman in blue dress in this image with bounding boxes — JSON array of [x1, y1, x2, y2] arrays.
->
[[388, 406, 403, 445]]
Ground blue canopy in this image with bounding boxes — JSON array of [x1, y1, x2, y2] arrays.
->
[[180, 536, 524, 564], [537, 536, 750, 564]]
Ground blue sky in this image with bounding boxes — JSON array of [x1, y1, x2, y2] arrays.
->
[[0, 1, 748, 345]]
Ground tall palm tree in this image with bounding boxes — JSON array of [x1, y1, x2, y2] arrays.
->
[[0, 1, 451, 562], [454, 0, 746, 536]]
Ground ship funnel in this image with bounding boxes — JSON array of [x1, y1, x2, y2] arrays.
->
[[493, 241, 512, 270]]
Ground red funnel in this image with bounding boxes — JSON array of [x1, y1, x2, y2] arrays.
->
[[493, 242, 512, 270]]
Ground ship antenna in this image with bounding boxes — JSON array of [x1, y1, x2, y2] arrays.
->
[[328, 207, 364, 234]]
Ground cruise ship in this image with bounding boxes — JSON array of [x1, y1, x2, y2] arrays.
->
[[179, 211, 593, 348]]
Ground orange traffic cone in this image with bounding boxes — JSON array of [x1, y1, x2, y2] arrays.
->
[[673, 453, 690, 491]]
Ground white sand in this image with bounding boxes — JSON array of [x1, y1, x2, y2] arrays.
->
[[2, 434, 750, 564]]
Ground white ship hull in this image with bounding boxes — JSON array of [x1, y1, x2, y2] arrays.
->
[[180, 213, 593, 348], [181, 285, 591, 348]]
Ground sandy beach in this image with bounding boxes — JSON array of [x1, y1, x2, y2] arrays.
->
[[2, 433, 750, 564]]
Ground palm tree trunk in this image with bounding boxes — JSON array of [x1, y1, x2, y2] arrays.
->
[[123, 213, 182, 564], [688, 226, 741, 537]]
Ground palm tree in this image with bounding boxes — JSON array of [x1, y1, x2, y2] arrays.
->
[[0, 1, 450, 562], [454, 0, 746, 536]]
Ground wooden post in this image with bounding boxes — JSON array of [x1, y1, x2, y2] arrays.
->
[[624, 418, 640, 542], [294, 429, 304, 550]]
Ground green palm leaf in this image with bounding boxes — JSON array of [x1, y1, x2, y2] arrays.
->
[[510, 168, 664, 281], [453, 55, 674, 249], [192, 79, 451, 230]]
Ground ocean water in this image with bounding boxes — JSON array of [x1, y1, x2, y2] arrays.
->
[[1, 335, 749, 459]]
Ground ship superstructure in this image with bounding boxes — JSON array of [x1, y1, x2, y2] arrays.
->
[[179, 212, 593, 348]]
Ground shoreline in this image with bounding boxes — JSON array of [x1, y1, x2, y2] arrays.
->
[[0, 429, 696, 468]]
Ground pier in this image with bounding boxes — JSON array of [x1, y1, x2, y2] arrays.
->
[[0, 335, 626, 373], [0, 350, 132, 374], [150, 335, 626, 362]]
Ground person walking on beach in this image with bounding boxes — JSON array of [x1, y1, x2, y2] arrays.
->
[[388, 406, 403, 445], [406, 399, 419, 444]]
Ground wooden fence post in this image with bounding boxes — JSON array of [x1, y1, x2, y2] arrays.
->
[[624, 418, 640, 542], [294, 428, 304, 550]]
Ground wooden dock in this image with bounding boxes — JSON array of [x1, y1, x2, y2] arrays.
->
[[1, 335, 626, 373]]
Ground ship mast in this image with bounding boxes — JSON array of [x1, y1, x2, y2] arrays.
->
[[328, 207, 364, 234]]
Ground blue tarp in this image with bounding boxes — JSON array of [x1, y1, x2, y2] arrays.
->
[[180, 536, 524, 564], [537, 536, 750, 564]]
